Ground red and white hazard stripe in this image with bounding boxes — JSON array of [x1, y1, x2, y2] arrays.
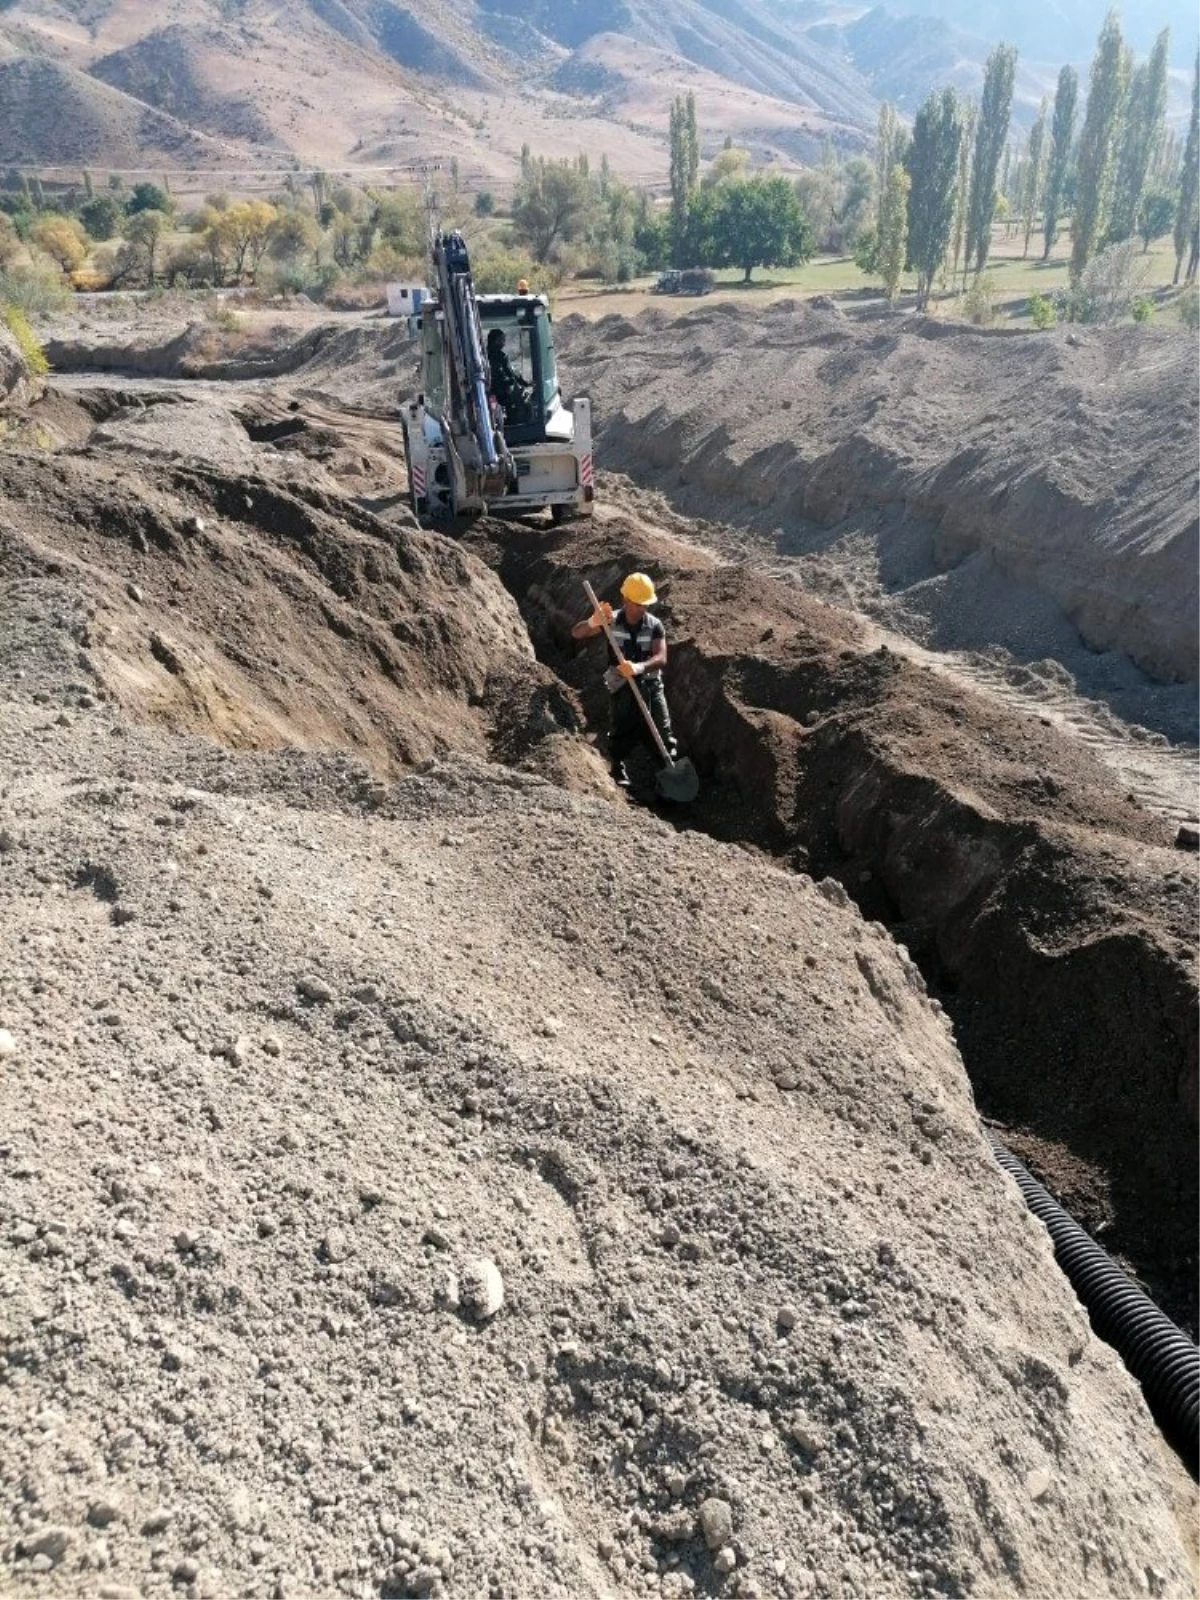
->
[[410, 463, 425, 497], [579, 454, 594, 487]]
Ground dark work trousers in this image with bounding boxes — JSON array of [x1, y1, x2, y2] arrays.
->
[[610, 674, 675, 765]]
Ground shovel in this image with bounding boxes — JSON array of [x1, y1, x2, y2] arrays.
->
[[583, 580, 700, 804]]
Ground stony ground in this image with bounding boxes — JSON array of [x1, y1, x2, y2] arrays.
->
[[0, 312, 1197, 1600]]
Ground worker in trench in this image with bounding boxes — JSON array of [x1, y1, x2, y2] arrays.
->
[[571, 572, 679, 789]]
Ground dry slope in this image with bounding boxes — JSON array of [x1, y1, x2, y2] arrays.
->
[[559, 305, 1200, 687]]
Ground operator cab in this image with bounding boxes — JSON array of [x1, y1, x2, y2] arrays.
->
[[478, 294, 569, 447], [417, 291, 571, 450]]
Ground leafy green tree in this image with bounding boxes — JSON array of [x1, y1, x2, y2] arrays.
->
[[905, 87, 962, 308], [1136, 188, 1175, 252], [375, 191, 424, 257], [511, 157, 595, 263], [120, 208, 170, 282], [268, 207, 320, 267], [474, 191, 495, 217], [966, 41, 1018, 275], [79, 194, 122, 241], [1071, 11, 1128, 279], [1174, 52, 1199, 284], [1021, 100, 1048, 258], [1109, 28, 1170, 244], [702, 175, 810, 282], [878, 164, 909, 301], [632, 197, 671, 270], [126, 181, 172, 217], [1042, 65, 1078, 259]]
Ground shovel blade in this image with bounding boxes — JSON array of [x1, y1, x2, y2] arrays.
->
[[654, 757, 700, 804]]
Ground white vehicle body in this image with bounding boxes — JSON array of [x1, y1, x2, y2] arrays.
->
[[401, 284, 594, 521]]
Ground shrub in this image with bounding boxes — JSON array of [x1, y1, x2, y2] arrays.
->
[[206, 304, 243, 333], [0, 262, 71, 314], [1061, 238, 1151, 324], [470, 250, 557, 294], [852, 228, 879, 276], [1131, 295, 1155, 323], [474, 191, 495, 217], [1027, 291, 1056, 329], [1, 304, 49, 375], [961, 276, 996, 326], [1178, 283, 1199, 331]]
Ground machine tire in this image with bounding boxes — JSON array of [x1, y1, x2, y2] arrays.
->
[[550, 503, 571, 525]]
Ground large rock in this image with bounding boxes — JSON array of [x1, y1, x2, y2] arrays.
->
[[0, 321, 45, 411]]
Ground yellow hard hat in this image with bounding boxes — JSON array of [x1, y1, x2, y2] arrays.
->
[[620, 572, 657, 605]]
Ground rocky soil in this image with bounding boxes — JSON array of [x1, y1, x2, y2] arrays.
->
[[1, 311, 1197, 1599]]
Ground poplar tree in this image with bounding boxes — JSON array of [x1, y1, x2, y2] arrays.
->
[[1174, 52, 1199, 284], [685, 92, 700, 192], [878, 163, 910, 301], [669, 95, 699, 265], [905, 87, 963, 308], [876, 103, 897, 230], [1042, 65, 1079, 258], [1071, 11, 1128, 279], [950, 100, 976, 286], [1021, 100, 1048, 258], [966, 42, 1018, 274], [1109, 28, 1170, 244]]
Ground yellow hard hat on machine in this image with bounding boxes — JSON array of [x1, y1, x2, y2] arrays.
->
[[620, 572, 657, 605]]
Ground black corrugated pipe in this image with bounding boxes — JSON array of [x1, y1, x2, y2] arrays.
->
[[984, 1128, 1198, 1476]]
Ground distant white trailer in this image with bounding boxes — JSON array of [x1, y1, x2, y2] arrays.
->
[[387, 283, 428, 318]]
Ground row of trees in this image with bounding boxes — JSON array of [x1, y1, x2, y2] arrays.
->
[[507, 128, 811, 282], [861, 12, 1199, 310]]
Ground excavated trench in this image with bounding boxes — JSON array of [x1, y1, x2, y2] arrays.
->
[[459, 514, 1200, 1344]]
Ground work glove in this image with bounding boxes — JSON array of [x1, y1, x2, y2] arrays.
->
[[617, 660, 641, 680], [591, 602, 614, 628]]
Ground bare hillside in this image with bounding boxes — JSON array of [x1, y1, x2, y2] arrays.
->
[[0, 0, 870, 178], [90, 26, 283, 149], [0, 55, 238, 168]]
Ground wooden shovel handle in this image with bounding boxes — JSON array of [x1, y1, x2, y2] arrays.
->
[[582, 580, 674, 767]]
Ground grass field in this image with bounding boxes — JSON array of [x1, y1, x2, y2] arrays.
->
[[556, 229, 1188, 323]]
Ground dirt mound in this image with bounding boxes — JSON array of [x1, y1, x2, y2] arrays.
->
[[0, 447, 594, 781], [558, 306, 1200, 685], [0, 55, 235, 167], [0, 373, 1197, 1597], [90, 25, 280, 147], [2, 695, 1197, 1600], [44, 319, 412, 395], [460, 512, 1199, 1334]]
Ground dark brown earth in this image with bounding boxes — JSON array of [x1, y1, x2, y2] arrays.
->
[[457, 512, 1199, 1337]]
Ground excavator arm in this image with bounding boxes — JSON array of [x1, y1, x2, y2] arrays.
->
[[429, 230, 513, 507]]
